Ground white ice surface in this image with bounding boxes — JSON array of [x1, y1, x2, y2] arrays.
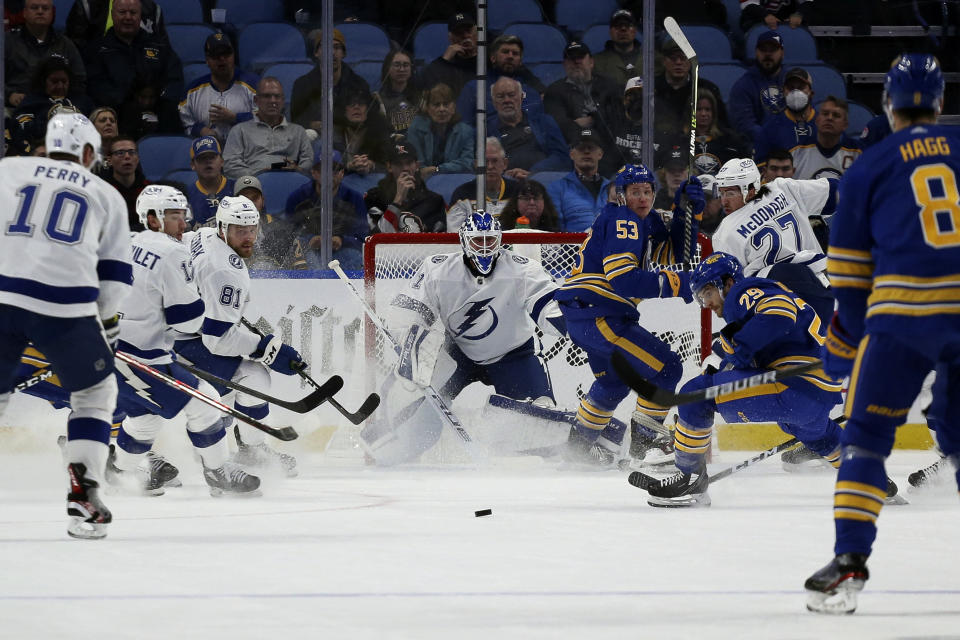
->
[[1, 441, 958, 639]]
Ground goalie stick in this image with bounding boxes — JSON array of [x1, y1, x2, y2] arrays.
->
[[115, 351, 298, 441], [178, 361, 343, 413], [611, 350, 822, 406], [239, 317, 381, 425], [663, 16, 698, 266], [329, 259, 484, 461]]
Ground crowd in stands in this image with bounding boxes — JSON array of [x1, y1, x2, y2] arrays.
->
[[3, 0, 948, 271]]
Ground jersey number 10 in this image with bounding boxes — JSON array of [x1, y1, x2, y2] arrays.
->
[[7, 185, 88, 244], [912, 163, 960, 249]]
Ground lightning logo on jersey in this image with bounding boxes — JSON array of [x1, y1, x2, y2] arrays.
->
[[454, 298, 499, 340]]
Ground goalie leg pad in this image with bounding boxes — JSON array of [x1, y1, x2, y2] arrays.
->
[[361, 373, 444, 466]]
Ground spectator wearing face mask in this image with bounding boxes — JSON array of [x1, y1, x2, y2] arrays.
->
[[752, 67, 816, 168]]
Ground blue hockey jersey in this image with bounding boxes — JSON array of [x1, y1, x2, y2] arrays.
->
[[826, 123, 960, 338]]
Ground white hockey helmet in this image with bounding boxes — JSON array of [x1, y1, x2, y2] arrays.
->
[[715, 158, 761, 199], [135, 185, 188, 229], [215, 195, 260, 235], [45, 112, 102, 169]]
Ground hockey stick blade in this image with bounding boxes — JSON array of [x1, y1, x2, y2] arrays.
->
[[611, 351, 823, 407], [180, 361, 343, 413], [330, 393, 381, 425], [14, 368, 54, 391], [663, 17, 697, 61]]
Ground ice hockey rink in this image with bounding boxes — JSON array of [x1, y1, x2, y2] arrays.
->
[[1, 416, 957, 639]]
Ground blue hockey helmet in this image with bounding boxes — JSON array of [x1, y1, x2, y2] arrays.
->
[[689, 252, 743, 306], [884, 54, 944, 113], [459, 210, 502, 275], [614, 163, 657, 197]]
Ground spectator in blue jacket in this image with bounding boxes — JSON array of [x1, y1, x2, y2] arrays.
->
[[728, 30, 786, 148], [285, 150, 368, 270], [455, 33, 544, 120], [405, 82, 475, 181], [546, 129, 611, 231], [752, 66, 816, 166], [488, 76, 572, 181]]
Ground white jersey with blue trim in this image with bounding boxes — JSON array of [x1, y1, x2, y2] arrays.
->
[[712, 176, 828, 278], [391, 249, 559, 365], [118, 230, 205, 365], [0, 156, 132, 318], [187, 227, 260, 357]]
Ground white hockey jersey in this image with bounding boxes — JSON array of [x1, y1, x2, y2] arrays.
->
[[391, 250, 560, 365], [791, 142, 862, 180], [0, 157, 132, 318], [118, 230, 205, 364], [712, 177, 828, 277], [187, 227, 260, 357]]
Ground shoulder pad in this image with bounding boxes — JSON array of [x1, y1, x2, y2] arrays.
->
[[511, 254, 529, 264], [228, 254, 244, 269], [431, 255, 449, 264]]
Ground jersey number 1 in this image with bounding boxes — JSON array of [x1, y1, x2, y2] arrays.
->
[[6, 185, 88, 244], [912, 163, 960, 249]]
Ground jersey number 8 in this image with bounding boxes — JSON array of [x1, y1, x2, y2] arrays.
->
[[912, 163, 960, 249]]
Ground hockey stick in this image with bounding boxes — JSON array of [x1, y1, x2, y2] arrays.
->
[[611, 350, 823, 406], [239, 317, 381, 425], [14, 369, 54, 391], [115, 351, 298, 442], [177, 360, 343, 413], [663, 16, 698, 266], [329, 259, 483, 460]]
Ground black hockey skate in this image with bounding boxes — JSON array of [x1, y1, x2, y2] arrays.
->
[[781, 444, 830, 473], [885, 477, 908, 505], [233, 426, 298, 477], [66, 463, 112, 539], [645, 464, 710, 508], [805, 553, 869, 614], [908, 457, 946, 489], [562, 427, 616, 469], [203, 461, 261, 497], [628, 415, 675, 468]]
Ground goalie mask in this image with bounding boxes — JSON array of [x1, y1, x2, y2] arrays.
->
[[459, 210, 502, 275], [136, 185, 188, 229], [689, 252, 743, 307], [715, 158, 761, 200]]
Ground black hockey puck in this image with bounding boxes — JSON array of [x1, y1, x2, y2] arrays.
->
[[474, 509, 492, 517]]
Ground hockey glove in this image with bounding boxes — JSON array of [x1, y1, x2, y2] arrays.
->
[[396, 324, 444, 388], [101, 314, 121, 351], [821, 313, 859, 379], [252, 334, 304, 375], [673, 176, 705, 220], [658, 270, 693, 303], [700, 352, 725, 375], [721, 346, 754, 369]]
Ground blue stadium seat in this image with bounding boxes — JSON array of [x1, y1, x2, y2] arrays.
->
[[413, 22, 448, 65], [529, 171, 568, 187], [745, 25, 819, 64], [164, 169, 198, 187], [501, 23, 568, 64], [336, 23, 392, 64], [214, 0, 284, 27], [679, 25, 734, 63], [182, 63, 211, 88], [554, 0, 619, 34], [805, 63, 847, 100], [342, 172, 385, 195], [257, 171, 313, 215], [137, 135, 195, 181], [529, 63, 566, 87], [723, 0, 743, 36], [843, 100, 874, 136], [351, 61, 384, 92], [582, 24, 611, 55], [262, 62, 314, 118], [489, 0, 544, 32], [238, 23, 309, 71], [53, 0, 72, 30], [159, 1, 205, 24], [167, 24, 217, 64], [426, 173, 473, 204], [699, 63, 746, 104]]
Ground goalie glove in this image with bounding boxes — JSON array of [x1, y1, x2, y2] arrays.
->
[[396, 324, 444, 388], [251, 334, 304, 375], [821, 312, 859, 379]]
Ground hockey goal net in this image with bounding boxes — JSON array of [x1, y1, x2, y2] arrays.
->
[[361, 231, 713, 414]]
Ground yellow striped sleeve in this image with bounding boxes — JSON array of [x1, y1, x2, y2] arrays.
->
[[827, 246, 875, 290], [674, 422, 711, 455], [866, 273, 960, 318]]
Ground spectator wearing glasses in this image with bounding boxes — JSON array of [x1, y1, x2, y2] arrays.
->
[[455, 33, 545, 121], [446, 137, 519, 230], [102, 135, 151, 231], [498, 179, 560, 231], [374, 49, 421, 141], [333, 86, 392, 176], [592, 9, 643, 92], [406, 82, 475, 181], [655, 37, 727, 139]]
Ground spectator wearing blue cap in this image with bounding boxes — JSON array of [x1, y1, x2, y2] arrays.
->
[[728, 29, 787, 147], [283, 150, 368, 270], [178, 32, 259, 144], [185, 135, 235, 227]]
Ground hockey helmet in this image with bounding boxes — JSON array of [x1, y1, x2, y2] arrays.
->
[[45, 112, 102, 169], [614, 163, 657, 198], [459, 210, 502, 275], [689, 252, 743, 306], [215, 195, 260, 236], [715, 158, 761, 200], [883, 54, 944, 119], [136, 185, 188, 229]]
